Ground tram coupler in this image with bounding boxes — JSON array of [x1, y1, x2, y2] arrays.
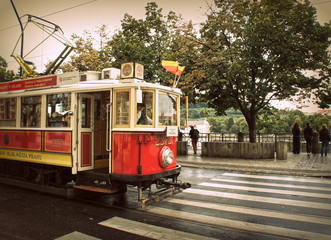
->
[[140, 179, 191, 208], [157, 179, 191, 189], [141, 186, 183, 208]]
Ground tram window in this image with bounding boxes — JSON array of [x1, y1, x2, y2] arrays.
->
[[115, 90, 130, 127], [81, 97, 91, 128], [136, 91, 153, 126], [47, 93, 71, 127], [21, 96, 41, 128], [0, 98, 16, 127], [158, 93, 178, 126]]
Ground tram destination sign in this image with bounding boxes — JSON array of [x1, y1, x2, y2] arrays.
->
[[0, 76, 57, 92], [0, 72, 79, 93]]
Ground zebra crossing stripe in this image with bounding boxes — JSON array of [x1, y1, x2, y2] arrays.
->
[[222, 173, 331, 184], [199, 182, 331, 199], [144, 207, 331, 240], [54, 231, 101, 240], [211, 178, 331, 191], [184, 188, 331, 210], [165, 198, 331, 226], [99, 216, 217, 240]]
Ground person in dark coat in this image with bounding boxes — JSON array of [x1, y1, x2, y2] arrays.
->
[[304, 123, 313, 155], [189, 125, 199, 154], [292, 123, 301, 154], [319, 124, 330, 157]]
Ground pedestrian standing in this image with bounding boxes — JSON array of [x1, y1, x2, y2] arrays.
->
[[319, 124, 330, 157], [189, 125, 199, 154], [304, 123, 313, 155], [292, 123, 301, 154]]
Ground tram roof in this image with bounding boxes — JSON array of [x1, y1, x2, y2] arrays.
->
[[0, 77, 182, 97]]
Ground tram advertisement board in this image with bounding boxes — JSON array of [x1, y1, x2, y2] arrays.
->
[[0, 75, 57, 92]]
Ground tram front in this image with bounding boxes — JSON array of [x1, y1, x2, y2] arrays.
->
[[75, 63, 190, 206], [110, 81, 190, 205]]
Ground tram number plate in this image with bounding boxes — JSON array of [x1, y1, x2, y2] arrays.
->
[[155, 136, 173, 147], [52, 139, 63, 146]]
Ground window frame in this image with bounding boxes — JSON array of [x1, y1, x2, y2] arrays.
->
[[158, 92, 179, 128], [46, 93, 72, 128], [21, 95, 42, 128], [113, 89, 131, 128], [0, 97, 17, 127], [135, 89, 155, 128]]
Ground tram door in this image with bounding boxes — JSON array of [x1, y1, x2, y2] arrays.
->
[[78, 94, 94, 171]]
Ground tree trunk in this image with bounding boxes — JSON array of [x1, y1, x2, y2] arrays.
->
[[246, 112, 257, 143]]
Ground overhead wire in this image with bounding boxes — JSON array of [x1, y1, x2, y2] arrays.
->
[[0, 0, 97, 32]]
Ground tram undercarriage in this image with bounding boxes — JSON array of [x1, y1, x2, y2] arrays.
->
[[0, 158, 190, 207], [75, 165, 191, 207], [0, 159, 73, 187]]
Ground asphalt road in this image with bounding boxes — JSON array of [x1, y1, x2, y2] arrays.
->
[[1, 167, 331, 240]]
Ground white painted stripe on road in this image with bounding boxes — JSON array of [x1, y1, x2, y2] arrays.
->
[[99, 216, 217, 240], [54, 231, 102, 240], [184, 188, 331, 210], [222, 173, 331, 184], [211, 178, 331, 191], [165, 198, 331, 226], [199, 182, 331, 199], [144, 207, 331, 240]]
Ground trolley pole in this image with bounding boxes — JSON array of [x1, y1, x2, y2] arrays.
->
[[10, 0, 24, 77]]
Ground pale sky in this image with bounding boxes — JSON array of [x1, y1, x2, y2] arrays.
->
[[0, 0, 208, 72], [0, 0, 330, 112]]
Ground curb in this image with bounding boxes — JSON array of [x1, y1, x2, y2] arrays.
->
[[179, 161, 331, 178]]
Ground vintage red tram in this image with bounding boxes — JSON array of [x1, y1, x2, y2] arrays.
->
[[0, 63, 189, 205]]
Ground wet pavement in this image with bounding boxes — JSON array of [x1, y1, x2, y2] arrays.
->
[[177, 149, 331, 177]]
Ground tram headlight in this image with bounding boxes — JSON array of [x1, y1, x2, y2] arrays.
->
[[159, 147, 174, 168]]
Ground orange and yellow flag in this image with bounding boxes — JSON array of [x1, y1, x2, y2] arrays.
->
[[176, 66, 185, 77], [161, 60, 179, 75]]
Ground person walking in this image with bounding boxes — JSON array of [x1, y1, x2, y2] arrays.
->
[[304, 123, 313, 156], [189, 125, 199, 154], [319, 124, 330, 157], [292, 123, 301, 154]]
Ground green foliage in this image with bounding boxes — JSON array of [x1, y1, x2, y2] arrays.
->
[[313, 114, 330, 131], [108, 2, 190, 85], [54, 25, 112, 72], [206, 108, 329, 134], [0, 56, 15, 82], [185, 0, 331, 142]]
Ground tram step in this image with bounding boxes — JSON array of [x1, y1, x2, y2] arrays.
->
[[76, 170, 110, 187], [74, 185, 118, 194]]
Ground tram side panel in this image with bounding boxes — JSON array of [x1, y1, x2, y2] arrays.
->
[[112, 132, 177, 175], [0, 130, 72, 167]]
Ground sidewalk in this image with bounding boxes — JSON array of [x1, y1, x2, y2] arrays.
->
[[177, 149, 331, 177]]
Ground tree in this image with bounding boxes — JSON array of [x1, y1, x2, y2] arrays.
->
[[55, 25, 111, 72], [316, 75, 331, 109], [285, 109, 307, 128], [0, 56, 15, 82], [207, 117, 224, 132], [108, 3, 169, 83], [312, 114, 329, 131], [186, 0, 331, 142], [227, 117, 234, 131], [108, 2, 195, 86]]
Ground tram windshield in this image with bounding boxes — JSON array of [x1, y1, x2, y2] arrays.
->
[[136, 91, 153, 126], [158, 93, 178, 127], [115, 90, 130, 127]]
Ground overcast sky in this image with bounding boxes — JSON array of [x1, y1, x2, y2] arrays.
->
[[0, 0, 330, 112], [0, 0, 209, 72]]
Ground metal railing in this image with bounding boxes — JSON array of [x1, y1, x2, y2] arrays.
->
[[181, 132, 329, 153]]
